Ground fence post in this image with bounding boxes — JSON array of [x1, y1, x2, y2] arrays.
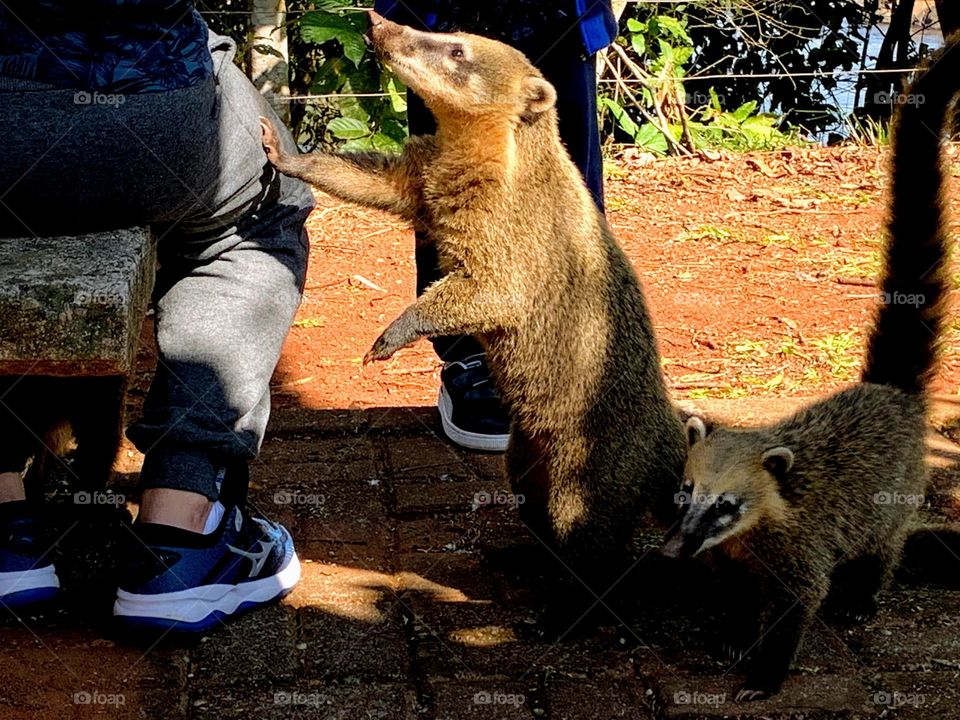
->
[[249, 0, 291, 124]]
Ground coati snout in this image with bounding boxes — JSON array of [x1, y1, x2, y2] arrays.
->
[[663, 416, 793, 559], [366, 10, 557, 122]]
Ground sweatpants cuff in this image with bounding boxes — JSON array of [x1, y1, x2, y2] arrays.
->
[[139, 447, 222, 502]]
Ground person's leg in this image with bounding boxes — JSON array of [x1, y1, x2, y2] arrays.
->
[[536, 37, 605, 211], [0, 71, 231, 610], [0, 33, 312, 622], [113, 36, 311, 630]]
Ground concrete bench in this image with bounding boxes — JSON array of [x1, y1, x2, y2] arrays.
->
[[0, 228, 156, 489]]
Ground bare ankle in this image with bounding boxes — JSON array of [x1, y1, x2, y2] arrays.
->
[[0, 472, 26, 503], [138, 488, 214, 533]]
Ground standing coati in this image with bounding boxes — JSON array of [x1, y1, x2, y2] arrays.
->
[[260, 11, 686, 575], [662, 36, 959, 702]]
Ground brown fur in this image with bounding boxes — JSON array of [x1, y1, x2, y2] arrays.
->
[[664, 35, 960, 702], [261, 13, 685, 572]]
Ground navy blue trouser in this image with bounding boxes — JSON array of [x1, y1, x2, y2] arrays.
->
[[407, 28, 605, 362]]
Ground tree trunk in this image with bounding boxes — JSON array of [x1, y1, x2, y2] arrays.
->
[[249, 0, 291, 124], [936, 0, 960, 38]]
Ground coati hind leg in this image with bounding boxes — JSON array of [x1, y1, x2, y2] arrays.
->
[[506, 429, 553, 543], [826, 534, 903, 624]]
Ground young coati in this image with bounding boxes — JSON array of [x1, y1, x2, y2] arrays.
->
[[662, 37, 959, 702], [261, 11, 686, 574]]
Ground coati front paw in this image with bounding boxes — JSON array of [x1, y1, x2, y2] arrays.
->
[[735, 686, 772, 703], [829, 597, 879, 626], [363, 310, 420, 365], [259, 116, 285, 167], [735, 671, 784, 703]]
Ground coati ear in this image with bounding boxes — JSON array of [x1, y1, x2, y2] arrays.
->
[[520, 76, 557, 123], [761, 447, 794, 478], [685, 416, 708, 447]]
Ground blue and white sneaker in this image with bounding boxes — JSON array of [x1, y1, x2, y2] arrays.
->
[[114, 505, 300, 633], [0, 501, 60, 610], [438, 353, 511, 452]]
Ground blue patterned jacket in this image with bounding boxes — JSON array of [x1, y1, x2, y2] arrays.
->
[[0, 0, 212, 92], [374, 0, 618, 56]]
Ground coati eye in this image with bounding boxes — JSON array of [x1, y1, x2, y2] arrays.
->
[[450, 46, 464, 59], [717, 494, 741, 511]]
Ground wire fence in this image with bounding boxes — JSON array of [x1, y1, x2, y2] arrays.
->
[[204, 1, 946, 130]]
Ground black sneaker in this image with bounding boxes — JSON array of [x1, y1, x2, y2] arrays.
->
[[438, 353, 511, 452]]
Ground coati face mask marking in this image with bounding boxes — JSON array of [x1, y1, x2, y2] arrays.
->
[[662, 417, 791, 559], [367, 11, 557, 123]]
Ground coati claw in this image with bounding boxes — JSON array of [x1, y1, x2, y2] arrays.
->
[[735, 688, 770, 703]]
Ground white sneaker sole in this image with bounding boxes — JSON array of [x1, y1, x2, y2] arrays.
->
[[113, 552, 301, 625], [438, 385, 510, 452], [0, 564, 60, 598]]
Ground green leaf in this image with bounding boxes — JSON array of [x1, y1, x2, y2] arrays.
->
[[626, 18, 644, 33], [600, 98, 639, 141], [312, 0, 353, 10], [337, 97, 371, 123], [327, 116, 371, 140], [299, 10, 368, 66], [341, 136, 376, 152], [384, 75, 407, 113], [340, 32, 367, 66], [631, 33, 646, 57], [656, 16, 692, 45], [380, 118, 408, 142], [732, 101, 759, 123], [300, 11, 354, 43], [308, 56, 347, 94], [371, 132, 404, 152], [635, 124, 669, 155]]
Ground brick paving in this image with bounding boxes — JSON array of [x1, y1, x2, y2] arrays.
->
[[2, 399, 960, 719]]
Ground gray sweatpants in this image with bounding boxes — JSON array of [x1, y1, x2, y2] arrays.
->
[[0, 34, 314, 501]]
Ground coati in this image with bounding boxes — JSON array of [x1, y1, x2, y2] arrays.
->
[[662, 36, 960, 702], [261, 11, 686, 573]]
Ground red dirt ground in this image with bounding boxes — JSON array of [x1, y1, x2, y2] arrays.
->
[[272, 144, 960, 411]]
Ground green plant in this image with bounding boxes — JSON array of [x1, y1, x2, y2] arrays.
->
[[600, 12, 802, 155], [812, 332, 861, 379], [298, 0, 407, 151], [843, 115, 890, 147]]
